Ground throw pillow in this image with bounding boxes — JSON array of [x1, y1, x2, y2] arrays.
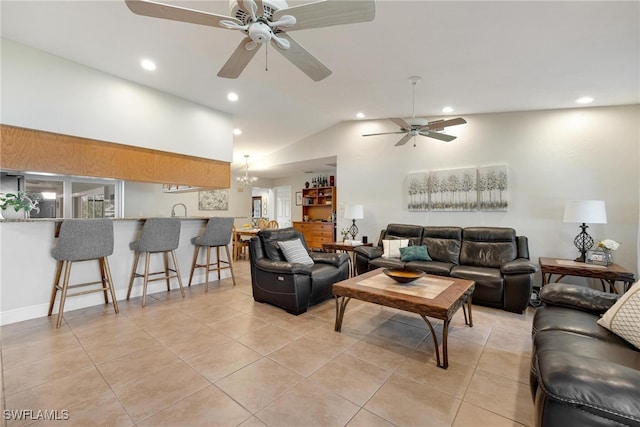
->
[[400, 245, 432, 262], [277, 239, 314, 266], [597, 280, 640, 350], [382, 239, 409, 259]]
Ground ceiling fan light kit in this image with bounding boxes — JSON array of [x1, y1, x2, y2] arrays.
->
[[362, 76, 467, 147], [125, 0, 376, 81]]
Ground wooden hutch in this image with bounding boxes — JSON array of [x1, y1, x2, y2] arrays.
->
[[293, 186, 336, 250]]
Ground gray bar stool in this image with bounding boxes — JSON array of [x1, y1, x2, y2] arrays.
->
[[188, 217, 236, 291], [48, 219, 119, 328], [127, 218, 185, 307]]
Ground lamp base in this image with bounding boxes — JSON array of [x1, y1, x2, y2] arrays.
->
[[348, 219, 359, 240], [573, 223, 593, 263]]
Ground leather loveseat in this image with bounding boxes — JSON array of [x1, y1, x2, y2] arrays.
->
[[249, 227, 350, 315], [354, 224, 538, 313], [530, 283, 640, 426]]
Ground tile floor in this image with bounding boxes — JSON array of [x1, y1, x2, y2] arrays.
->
[[1, 259, 536, 426]]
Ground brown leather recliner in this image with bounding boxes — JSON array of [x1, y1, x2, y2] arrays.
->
[[249, 227, 349, 315]]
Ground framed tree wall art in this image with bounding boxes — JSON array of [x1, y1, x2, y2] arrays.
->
[[407, 172, 429, 211], [199, 189, 229, 210], [478, 165, 509, 211]]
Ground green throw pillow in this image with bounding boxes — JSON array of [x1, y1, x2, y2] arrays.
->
[[400, 245, 432, 262]]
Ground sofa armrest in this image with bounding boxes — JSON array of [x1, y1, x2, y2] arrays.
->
[[540, 282, 620, 314], [255, 258, 312, 275], [354, 245, 383, 260], [501, 258, 539, 275], [310, 252, 350, 268]]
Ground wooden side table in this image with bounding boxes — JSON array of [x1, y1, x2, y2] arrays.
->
[[322, 241, 373, 277], [539, 257, 635, 293]]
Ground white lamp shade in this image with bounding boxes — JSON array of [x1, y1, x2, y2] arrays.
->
[[344, 204, 364, 219], [563, 200, 607, 224]]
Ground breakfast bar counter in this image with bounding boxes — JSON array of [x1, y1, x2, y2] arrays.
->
[[0, 217, 231, 324]]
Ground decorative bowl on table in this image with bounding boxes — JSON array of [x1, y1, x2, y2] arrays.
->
[[383, 268, 425, 284]]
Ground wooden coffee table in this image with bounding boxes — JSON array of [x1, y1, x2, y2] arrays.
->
[[332, 268, 475, 369]]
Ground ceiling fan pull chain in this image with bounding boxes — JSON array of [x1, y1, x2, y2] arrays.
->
[[265, 42, 269, 71]]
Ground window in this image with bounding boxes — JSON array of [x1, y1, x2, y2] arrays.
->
[[1, 172, 123, 219]]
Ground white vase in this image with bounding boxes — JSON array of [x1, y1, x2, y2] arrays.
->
[[1, 209, 26, 219]]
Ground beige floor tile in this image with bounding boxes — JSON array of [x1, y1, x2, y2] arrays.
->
[[270, 314, 330, 335], [477, 346, 532, 384], [207, 314, 270, 339], [453, 402, 527, 427], [345, 334, 415, 371], [365, 374, 461, 427], [485, 327, 533, 354], [31, 391, 134, 427], [235, 324, 301, 355], [215, 358, 303, 413], [2, 330, 81, 370], [113, 359, 210, 422], [395, 350, 476, 399], [447, 320, 492, 346], [339, 310, 393, 336], [346, 409, 396, 427], [5, 366, 110, 424], [268, 337, 342, 376], [137, 385, 251, 427], [96, 342, 182, 387], [68, 315, 140, 346], [308, 353, 392, 406], [3, 346, 94, 395], [304, 324, 362, 351], [256, 379, 360, 427], [154, 323, 231, 359], [238, 416, 268, 427], [187, 305, 245, 325], [464, 369, 534, 426], [415, 334, 485, 368], [1, 318, 72, 346], [81, 327, 157, 364], [186, 340, 262, 382], [368, 318, 430, 350]]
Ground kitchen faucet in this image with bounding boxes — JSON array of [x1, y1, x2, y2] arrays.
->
[[171, 203, 187, 217]]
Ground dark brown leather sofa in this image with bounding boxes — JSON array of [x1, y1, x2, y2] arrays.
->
[[249, 227, 350, 314], [354, 224, 538, 313], [531, 283, 640, 426]]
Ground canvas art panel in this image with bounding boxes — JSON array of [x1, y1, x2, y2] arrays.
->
[[429, 167, 477, 211], [199, 189, 229, 210], [478, 165, 509, 211], [407, 172, 429, 211]]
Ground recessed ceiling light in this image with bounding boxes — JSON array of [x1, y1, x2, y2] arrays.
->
[[233, 128, 242, 136], [576, 97, 594, 104], [227, 92, 239, 102], [442, 106, 454, 113], [356, 112, 365, 119], [140, 59, 156, 71]]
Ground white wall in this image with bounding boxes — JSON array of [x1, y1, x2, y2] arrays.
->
[[1, 38, 233, 161], [257, 105, 640, 283]]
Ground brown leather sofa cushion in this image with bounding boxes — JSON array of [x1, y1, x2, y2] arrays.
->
[[459, 227, 517, 268]]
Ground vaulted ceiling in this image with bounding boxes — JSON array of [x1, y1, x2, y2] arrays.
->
[[2, 1, 638, 176]]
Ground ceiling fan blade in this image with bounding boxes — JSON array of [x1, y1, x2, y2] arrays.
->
[[389, 117, 411, 129], [217, 37, 262, 79], [395, 134, 414, 146], [420, 117, 467, 131], [272, 34, 331, 82], [418, 131, 457, 142], [273, 0, 375, 31], [125, 0, 240, 28], [362, 131, 407, 137]]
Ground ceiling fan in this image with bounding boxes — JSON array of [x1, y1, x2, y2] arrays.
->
[[125, 0, 375, 82], [363, 76, 467, 147]]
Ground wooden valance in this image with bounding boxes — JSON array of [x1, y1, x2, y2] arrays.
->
[[0, 125, 230, 189]]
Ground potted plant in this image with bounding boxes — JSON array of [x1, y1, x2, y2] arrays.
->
[[0, 192, 39, 219]]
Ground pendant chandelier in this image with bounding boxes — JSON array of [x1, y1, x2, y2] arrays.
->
[[237, 154, 258, 187]]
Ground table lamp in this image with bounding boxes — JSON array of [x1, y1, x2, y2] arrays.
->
[[563, 200, 607, 262], [344, 204, 364, 240]]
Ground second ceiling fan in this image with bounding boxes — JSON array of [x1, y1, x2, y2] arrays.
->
[[363, 76, 467, 146], [125, 0, 376, 81]]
